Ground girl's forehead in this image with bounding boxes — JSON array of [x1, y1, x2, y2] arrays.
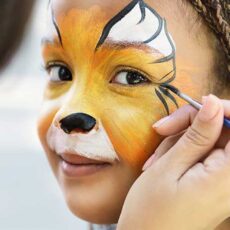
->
[[51, 0, 178, 18], [49, 0, 189, 38], [51, 0, 132, 18], [45, 0, 176, 64], [42, 0, 177, 94]]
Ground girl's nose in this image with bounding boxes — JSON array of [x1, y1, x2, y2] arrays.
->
[[60, 113, 97, 134]]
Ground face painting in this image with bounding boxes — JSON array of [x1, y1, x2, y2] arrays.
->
[[38, 0, 203, 224], [44, 0, 177, 165], [95, 0, 178, 114]]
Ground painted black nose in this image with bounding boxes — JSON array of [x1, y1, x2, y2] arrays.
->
[[60, 113, 97, 134]]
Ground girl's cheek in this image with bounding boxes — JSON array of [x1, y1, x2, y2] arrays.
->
[[38, 83, 167, 171], [101, 100, 163, 169]]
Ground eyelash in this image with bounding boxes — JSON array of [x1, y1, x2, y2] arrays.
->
[[43, 61, 73, 83], [44, 61, 68, 72], [112, 66, 152, 83]]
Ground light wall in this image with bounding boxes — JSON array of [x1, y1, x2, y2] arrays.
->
[[0, 1, 87, 229]]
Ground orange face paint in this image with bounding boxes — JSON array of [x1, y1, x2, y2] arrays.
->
[[40, 0, 194, 168]]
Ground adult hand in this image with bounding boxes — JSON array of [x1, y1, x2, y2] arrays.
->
[[117, 95, 230, 230], [144, 99, 230, 167]]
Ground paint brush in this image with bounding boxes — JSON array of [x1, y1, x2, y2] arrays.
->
[[161, 84, 230, 128]]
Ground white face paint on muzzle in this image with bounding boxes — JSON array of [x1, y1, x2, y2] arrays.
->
[[46, 121, 119, 162]]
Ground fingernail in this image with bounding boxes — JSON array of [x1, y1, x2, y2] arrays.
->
[[153, 116, 171, 128], [199, 95, 220, 122], [142, 154, 156, 171]]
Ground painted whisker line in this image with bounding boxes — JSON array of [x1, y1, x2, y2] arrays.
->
[[90, 0, 178, 118], [155, 88, 170, 115], [159, 86, 179, 108], [160, 84, 230, 129]]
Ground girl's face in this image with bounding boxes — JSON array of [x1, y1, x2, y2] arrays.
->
[[38, 0, 215, 224]]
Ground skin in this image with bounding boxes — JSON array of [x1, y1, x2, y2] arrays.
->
[[118, 97, 230, 230], [38, 0, 224, 224]]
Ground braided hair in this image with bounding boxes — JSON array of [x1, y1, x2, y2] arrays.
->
[[189, 0, 230, 74]]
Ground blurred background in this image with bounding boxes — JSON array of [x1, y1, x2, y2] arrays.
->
[[0, 0, 87, 229]]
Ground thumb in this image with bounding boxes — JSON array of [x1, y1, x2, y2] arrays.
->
[[159, 94, 224, 179]]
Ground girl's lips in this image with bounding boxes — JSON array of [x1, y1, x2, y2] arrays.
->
[[60, 153, 112, 164], [59, 153, 112, 177]]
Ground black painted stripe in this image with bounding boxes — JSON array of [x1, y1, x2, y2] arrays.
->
[[159, 86, 179, 108], [51, 8, 63, 46], [138, 0, 146, 24], [159, 69, 175, 81], [155, 88, 169, 115], [143, 2, 163, 44], [154, 52, 174, 64], [153, 19, 176, 64], [95, 0, 140, 50]]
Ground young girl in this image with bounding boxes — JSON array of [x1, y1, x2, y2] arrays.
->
[[38, 0, 230, 229]]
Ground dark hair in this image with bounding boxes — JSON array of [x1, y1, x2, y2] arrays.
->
[[189, 0, 230, 90], [0, 0, 35, 70]]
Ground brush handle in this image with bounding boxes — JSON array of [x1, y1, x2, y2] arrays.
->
[[162, 85, 230, 129], [179, 92, 202, 110], [224, 117, 230, 128], [178, 93, 230, 129]]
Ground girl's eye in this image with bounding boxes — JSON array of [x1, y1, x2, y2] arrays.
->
[[111, 70, 150, 85], [48, 65, 72, 82]]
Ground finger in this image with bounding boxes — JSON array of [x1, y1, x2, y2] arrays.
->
[[225, 141, 230, 154], [216, 128, 230, 148], [222, 100, 230, 117], [202, 142, 230, 169], [155, 99, 230, 136], [153, 105, 197, 136], [154, 131, 185, 160], [142, 132, 184, 171], [159, 95, 224, 179]]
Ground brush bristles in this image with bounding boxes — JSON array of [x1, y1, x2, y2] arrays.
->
[[161, 84, 180, 95]]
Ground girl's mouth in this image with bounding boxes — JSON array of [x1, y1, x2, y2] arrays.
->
[[59, 153, 112, 178]]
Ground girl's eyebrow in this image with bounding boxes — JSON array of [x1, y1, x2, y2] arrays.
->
[[100, 41, 160, 54]]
